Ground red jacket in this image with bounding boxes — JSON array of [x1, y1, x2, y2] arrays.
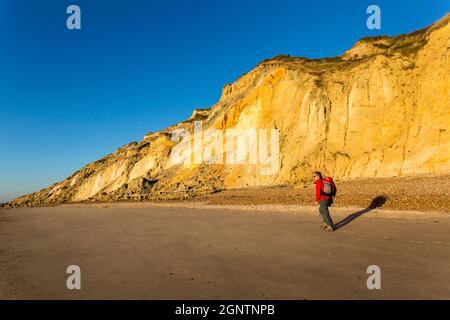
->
[[315, 178, 335, 202]]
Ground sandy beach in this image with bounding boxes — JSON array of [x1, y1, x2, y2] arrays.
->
[[1, 202, 449, 299]]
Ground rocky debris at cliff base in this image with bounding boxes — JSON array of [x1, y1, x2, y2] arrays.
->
[[2, 175, 449, 213], [191, 174, 450, 213]]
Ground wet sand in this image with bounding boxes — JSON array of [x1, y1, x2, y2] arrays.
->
[[1, 203, 449, 299]]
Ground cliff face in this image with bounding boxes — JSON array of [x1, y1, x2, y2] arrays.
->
[[5, 14, 450, 207]]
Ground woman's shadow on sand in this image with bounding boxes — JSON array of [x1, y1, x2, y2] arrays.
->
[[334, 196, 387, 230]]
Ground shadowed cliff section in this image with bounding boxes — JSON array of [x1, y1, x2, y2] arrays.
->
[[3, 14, 450, 208]]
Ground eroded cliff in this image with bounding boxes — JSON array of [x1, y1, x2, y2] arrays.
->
[[5, 14, 450, 207]]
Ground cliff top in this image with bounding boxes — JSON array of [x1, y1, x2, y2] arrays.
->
[[257, 13, 449, 66]]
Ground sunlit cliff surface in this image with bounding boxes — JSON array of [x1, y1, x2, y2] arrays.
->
[[5, 14, 450, 207]]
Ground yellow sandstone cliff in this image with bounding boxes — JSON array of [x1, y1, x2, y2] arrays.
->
[[5, 14, 450, 207]]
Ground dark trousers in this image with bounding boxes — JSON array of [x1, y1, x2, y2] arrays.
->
[[319, 199, 334, 227]]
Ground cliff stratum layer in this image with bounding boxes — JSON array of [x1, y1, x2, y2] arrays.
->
[[5, 14, 450, 207]]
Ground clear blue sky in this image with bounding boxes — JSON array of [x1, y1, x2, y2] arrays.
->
[[1, 0, 449, 203]]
